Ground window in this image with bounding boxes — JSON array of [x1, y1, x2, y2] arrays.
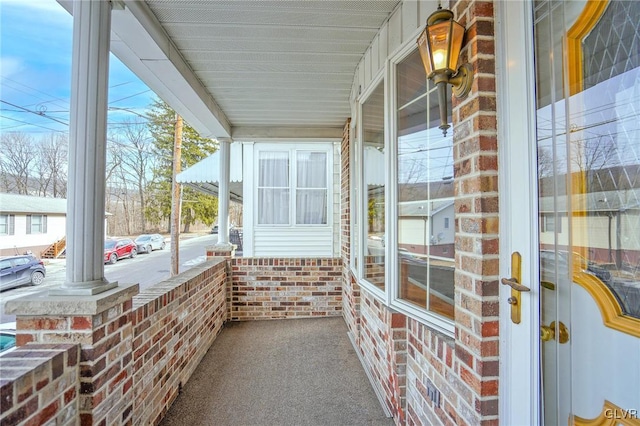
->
[[258, 152, 290, 225], [0, 214, 15, 235], [540, 214, 561, 233], [396, 49, 455, 321], [296, 151, 327, 224], [0, 260, 11, 271], [361, 80, 386, 291], [257, 148, 329, 226], [350, 125, 360, 271], [26, 215, 47, 234]]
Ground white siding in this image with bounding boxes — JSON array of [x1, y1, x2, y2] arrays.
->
[[246, 141, 338, 257], [352, 0, 440, 104], [0, 214, 65, 251], [254, 227, 333, 257]]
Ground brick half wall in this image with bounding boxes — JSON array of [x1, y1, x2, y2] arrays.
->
[[229, 258, 343, 320], [0, 344, 79, 426], [131, 259, 227, 425]]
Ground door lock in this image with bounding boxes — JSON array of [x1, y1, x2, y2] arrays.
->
[[540, 321, 570, 344], [502, 252, 531, 324]]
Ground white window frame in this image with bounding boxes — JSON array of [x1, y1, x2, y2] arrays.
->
[[388, 38, 455, 336], [27, 214, 47, 235], [0, 214, 15, 235], [357, 70, 387, 301], [254, 143, 333, 229], [349, 123, 359, 275], [353, 30, 457, 336]]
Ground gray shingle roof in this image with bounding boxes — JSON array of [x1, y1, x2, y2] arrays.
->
[[0, 193, 67, 214]]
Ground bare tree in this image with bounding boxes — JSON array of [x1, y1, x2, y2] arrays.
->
[[571, 136, 618, 173], [0, 132, 36, 194], [106, 120, 157, 235], [537, 146, 554, 178], [35, 133, 68, 198]]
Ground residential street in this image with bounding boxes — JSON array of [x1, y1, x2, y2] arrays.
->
[[0, 233, 219, 323]]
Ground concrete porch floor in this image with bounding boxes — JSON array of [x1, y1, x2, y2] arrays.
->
[[160, 317, 394, 426]]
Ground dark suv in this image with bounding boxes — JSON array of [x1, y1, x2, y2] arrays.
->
[[0, 255, 46, 291]]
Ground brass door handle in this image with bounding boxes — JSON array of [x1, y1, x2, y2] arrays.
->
[[501, 277, 531, 293], [540, 321, 569, 344], [503, 252, 530, 324]]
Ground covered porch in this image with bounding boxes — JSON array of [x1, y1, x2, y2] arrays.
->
[[1, 0, 506, 425], [159, 317, 392, 426]]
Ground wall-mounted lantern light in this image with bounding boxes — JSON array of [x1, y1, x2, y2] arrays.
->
[[417, 6, 473, 136]]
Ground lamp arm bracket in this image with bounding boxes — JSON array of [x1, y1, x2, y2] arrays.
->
[[449, 63, 473, 98]]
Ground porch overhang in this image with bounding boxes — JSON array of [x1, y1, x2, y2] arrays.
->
[[57, 0, 401, 140], [176, 143, 243, 202]]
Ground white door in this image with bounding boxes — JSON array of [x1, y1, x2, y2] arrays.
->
[[500, 1, 640, 425]]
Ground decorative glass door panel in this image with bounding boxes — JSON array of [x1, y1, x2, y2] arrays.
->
[[534, 1, 640, 424]]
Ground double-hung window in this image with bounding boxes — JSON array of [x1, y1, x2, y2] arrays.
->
[[26, 214, 47, 234], [257, 148, 329, 226], [0, 214, 15, 235], [258, 151, 290, 225], [395, 49, 455, 324], [360, 80, 386, 292]]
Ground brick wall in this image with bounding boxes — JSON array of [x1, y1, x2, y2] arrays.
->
[[14, 293, 137, 425], [0, 344, 79, 425], [401, 1, 501, 424], [340, 1, 500, 425], [131, 259, 227, 425], [359, 292, 408, 424], [340, 119, 361, 341], [228, 258, 342, 320]]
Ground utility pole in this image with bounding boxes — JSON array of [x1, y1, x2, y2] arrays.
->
[[170, 114, 183, 276]]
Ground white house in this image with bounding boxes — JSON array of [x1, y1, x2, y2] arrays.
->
[[0, 193, 67, 257]]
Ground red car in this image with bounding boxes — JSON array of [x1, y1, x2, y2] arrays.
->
[[104, 238, 138, 264]]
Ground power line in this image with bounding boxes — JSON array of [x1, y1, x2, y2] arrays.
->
[[0, 100, 69, 126], [109, 90, 152, 104], [0, 115, 66, 133]]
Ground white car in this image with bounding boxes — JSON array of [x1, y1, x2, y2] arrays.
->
[[134, 234, 166, 254]]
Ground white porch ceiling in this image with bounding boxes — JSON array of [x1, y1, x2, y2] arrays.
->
[[110, 0, 401, 139], [144, 0, 399, 138]]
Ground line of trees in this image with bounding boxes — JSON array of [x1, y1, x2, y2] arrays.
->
[[0, 98, 221, 236]]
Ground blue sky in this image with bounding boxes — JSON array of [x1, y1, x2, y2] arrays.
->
[[0, 0, 155, 135]]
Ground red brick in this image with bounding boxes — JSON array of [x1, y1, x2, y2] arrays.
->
[[71, 316, 92, 330], [481, 321, 499, 337]]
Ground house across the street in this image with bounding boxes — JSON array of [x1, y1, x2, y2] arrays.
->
[[0, 193, 67, 257]]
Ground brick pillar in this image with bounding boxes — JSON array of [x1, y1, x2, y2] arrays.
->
[[451, 1, 500, 424], [6, 285, 139, 426], [340, 119, 362, 342], [206, 244, 233, 321]]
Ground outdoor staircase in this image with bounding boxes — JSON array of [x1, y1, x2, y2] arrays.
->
[[41, 237, 66, 259]]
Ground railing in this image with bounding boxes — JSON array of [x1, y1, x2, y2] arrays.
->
[[41, 237, 66, 259]]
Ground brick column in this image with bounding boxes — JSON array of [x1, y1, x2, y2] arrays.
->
[[6, 284, 139, 426], [452, 1, 500, 424], [340, 119, 362, 342], [206, 245, 233, 320]]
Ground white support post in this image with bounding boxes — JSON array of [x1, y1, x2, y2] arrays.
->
[[55, 0, 116, 295], [218, 138, 231, 245]]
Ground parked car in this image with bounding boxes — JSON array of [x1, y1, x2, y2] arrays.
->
[[0, 255, 46, 291], [104, 238, 137, 264], [211, 223, 234, 234], [0, 322, 16, 354], [134, 234, 166, 254]]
